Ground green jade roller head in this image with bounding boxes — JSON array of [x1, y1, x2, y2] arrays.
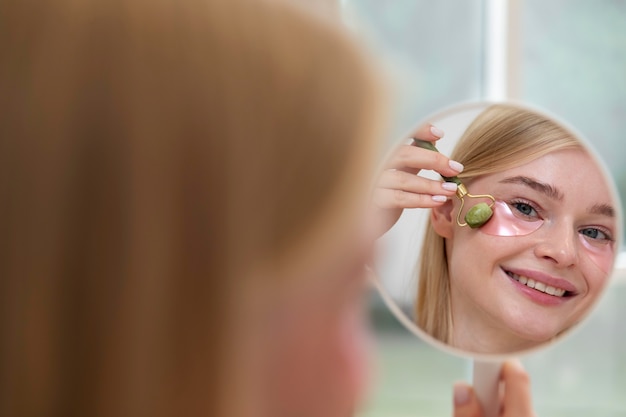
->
[[413, 139, 495, 229]]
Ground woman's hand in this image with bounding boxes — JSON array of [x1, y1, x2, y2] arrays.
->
[[453, 360, 537, 417], [372, 124, 464, 236]]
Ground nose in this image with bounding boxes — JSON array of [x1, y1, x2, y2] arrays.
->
[[533, 221, 578, 267]]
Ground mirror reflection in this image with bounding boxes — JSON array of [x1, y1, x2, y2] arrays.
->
[[374, 102, 620, 356]]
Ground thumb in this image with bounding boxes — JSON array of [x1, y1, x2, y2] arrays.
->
[[500, 360, 536, 417], [453, 382, 483, 417]]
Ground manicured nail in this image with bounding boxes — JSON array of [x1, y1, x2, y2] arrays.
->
[[430, 125, 444, 138], [432, 195, 447, 202], [453, 383, 471, 406], [441, 182, 458, 191], [449, 160, 464, 173]]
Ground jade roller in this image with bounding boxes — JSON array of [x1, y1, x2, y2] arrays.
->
[[413, 139, 495, 229]]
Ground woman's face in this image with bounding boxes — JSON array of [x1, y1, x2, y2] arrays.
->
[[444, 148, 616, 353]]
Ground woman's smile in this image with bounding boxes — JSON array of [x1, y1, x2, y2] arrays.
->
[[501, 266, 579, 306]]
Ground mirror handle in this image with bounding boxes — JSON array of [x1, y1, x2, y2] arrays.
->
[[472, 360, 502, 417]]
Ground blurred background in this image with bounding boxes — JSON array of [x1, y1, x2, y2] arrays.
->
[[336, 1, 626, 416]]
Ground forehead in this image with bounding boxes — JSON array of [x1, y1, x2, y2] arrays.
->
[[474, 149, 613, 206]]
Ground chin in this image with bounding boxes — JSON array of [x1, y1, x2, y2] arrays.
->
[[504, 314, 566, 345]]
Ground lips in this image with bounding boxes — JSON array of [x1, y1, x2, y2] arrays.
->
[[502, 267, 578, 298]]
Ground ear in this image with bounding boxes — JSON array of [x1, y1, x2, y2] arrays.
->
[[431, 199, 454, 238]]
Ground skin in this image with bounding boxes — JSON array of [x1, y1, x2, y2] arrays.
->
[[432, 149, 616, 354]]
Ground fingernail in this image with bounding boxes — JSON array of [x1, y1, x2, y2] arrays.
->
[[449, 160, 464, 173], [430, 125, 444, 138], [506, 359, 526, 374], [453, 383, 471, 406], [441, 182, 458, 191], [432, 195, 447, 202]]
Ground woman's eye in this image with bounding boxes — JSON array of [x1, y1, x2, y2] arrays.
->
[[579, 227, 611, 242], [512, 202, 538, 218]]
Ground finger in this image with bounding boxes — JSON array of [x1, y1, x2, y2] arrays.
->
[[372, 187, 451, 210], [500, 360, 536, 417], [453, 382, 483, 417], [385, 144, 464, 178], [410, 123, 445, 142], [377, 170, 458, 197]]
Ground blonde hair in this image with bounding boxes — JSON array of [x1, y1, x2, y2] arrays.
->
[[416, 104, 581, 344], [0, 1, 382, 416]]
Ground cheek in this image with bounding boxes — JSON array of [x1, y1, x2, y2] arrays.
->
[[578, 256, 610, 303], [264, 293, 372, 417], [336, 299, 374, 404], [448, 232, 504, 282], [448, 233, 531, 300]]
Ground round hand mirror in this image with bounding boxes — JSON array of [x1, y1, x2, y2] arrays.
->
[[371, 101, 622, 416]]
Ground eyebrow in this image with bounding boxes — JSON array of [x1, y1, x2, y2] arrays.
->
[[588, 203, 615, 218], [500, 176, 616, 218], [499, 176, 564, 201]]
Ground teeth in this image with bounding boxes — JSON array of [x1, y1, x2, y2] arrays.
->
[[506, 271, 568, 298]]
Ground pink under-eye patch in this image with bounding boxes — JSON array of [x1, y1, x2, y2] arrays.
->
[[578, 233, 614, 274], [479, 201, 543, 237]]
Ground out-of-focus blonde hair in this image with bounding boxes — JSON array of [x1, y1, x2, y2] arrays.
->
[[416, 104, 581, 344], [0, 0, 383, 416]]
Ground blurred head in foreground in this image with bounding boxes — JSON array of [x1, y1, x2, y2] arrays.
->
[[0, 1, 385, 416]]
